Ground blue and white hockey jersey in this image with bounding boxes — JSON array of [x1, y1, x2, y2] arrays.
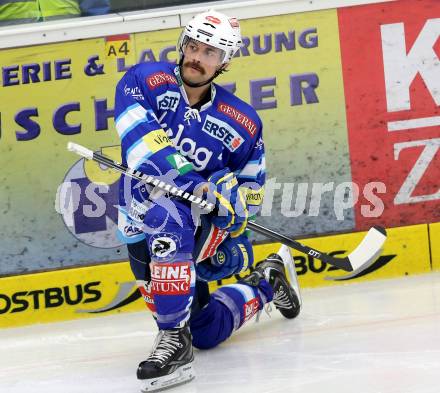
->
[[115, 61, 265, 242]]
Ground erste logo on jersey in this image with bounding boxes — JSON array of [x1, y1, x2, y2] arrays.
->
[[218, 102, 257, 137], [147, 72, 178, 90], [157, 91, 180, 112], [202, 115, 244, 152]]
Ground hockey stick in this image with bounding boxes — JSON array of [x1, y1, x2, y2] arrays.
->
[[67, 142, 387, 273]]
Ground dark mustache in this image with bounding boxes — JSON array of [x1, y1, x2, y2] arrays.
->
[[184, 62, 205, 74]]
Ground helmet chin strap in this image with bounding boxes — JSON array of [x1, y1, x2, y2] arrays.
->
[[179, 57, 224, 88]]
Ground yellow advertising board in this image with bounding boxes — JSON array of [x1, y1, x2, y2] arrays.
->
[[429, 222, 440, 271], [0, 262, 143, 329]]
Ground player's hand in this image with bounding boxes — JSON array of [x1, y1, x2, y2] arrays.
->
[[205, 168, 248, 237], [195, 235, 253, 281]]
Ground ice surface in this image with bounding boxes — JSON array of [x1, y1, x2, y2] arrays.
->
[[1, 273, 440, 393]]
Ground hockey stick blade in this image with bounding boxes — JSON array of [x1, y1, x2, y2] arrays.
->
[[344, 226, 387, 271], [247, 222, 387, 272], [325, 246, 384, 281], [67, 142, 387, 272]]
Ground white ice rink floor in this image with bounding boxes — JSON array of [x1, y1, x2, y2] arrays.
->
[[1, 272, 440, 393]]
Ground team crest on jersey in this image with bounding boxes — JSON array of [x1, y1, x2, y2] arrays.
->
[[202, 115, 244, 152], [157, 91, 180, 112], [147, 72, 178, 90], [218, 102, 257, 137], [149, 233, 180, 260]]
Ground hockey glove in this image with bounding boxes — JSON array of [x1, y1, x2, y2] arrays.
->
[[205, 168, 248, 237], [196, 235, 253, 281]]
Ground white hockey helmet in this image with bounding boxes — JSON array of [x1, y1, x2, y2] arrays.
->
[[178, 10, 242, 65]]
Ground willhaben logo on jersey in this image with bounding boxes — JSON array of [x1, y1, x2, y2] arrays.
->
[[147, 72, 178, 90], [218, 102, 257, 137], [151, 262, 192, 295], [202, 115, 244, 152], [166, 124, 213, 170]]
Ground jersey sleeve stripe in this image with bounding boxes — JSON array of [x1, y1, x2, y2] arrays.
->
[[116, 103, 154, 140], [126, 139, 153, 170], [237, 155, 266, 179]]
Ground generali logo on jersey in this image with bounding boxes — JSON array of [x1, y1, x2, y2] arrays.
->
[[150, 262, 192, 295], [147, 72, 178, 90], [339, 0, 440, 230], [218, 102, 257, 137]]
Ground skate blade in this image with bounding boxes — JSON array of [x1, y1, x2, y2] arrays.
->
[[277, 245, 302, 307], [140, 363, 195, 392]]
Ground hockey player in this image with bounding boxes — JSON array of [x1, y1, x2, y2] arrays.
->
[[114, 10, 301, 392]]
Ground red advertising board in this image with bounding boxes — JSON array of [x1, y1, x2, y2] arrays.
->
[[339, 0, 440, 230]]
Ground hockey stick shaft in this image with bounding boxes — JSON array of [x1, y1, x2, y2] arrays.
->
[[246, 221, 352, 268], [67, 142, 387, 272]]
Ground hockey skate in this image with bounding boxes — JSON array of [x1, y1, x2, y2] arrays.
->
[[242, 245, 302, 319], [137, 324, 195, 392]]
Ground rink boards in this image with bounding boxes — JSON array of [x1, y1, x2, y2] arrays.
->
[[0, 222, 438, 328]]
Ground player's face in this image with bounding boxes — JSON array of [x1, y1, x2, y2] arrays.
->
[[182, 39, 225, 83]]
